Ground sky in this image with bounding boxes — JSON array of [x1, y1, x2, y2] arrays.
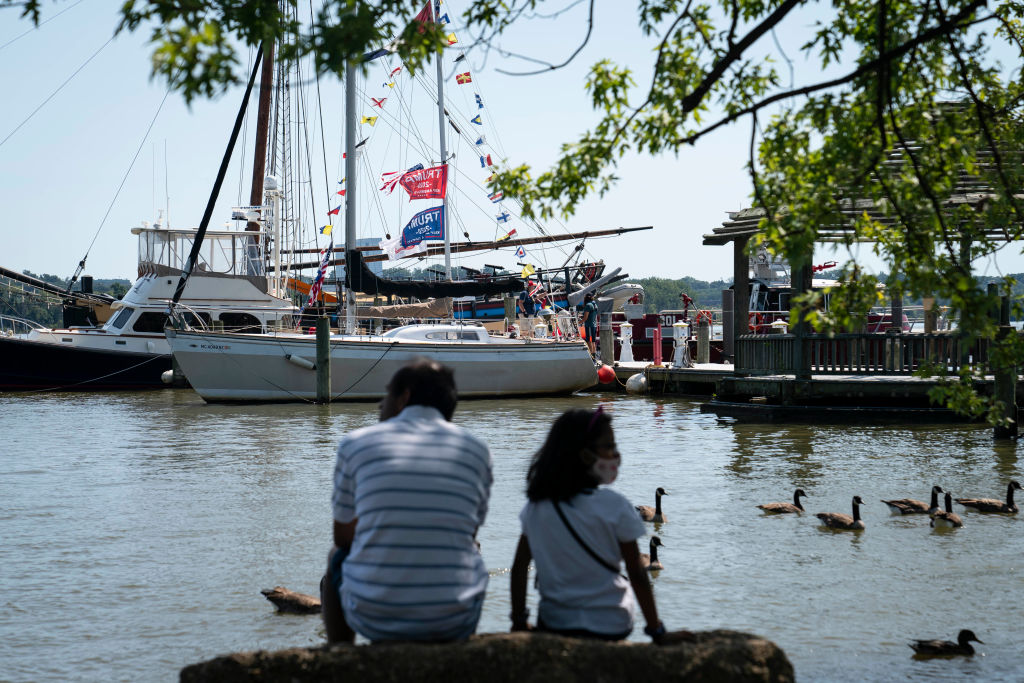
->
[[2, 0, 1023, 284]]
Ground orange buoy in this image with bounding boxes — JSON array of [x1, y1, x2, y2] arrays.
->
[[597, 364, 616, 384]]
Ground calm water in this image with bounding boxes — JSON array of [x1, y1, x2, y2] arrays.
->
[[1, 389, 1022, 682]]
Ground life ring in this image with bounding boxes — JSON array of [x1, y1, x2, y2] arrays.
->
[[696, 310, 713, 325], [748, 312, 763, 333]]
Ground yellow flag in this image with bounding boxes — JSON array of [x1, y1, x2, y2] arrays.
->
[[386, 81, 395, 88], [447, 33, 458, 45], [360, 116, 378, 126], [521, 264, 535, 278], [320, 225, 333, 236]]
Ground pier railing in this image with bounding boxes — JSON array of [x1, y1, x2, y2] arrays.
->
[[736, 332, 991, 375]]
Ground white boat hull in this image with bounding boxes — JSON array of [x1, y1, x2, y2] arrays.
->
[[166, 329, 598, 402]]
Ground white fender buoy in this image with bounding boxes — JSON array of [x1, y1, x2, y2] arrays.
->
[[160, 370, 174, 385], [285, 353, 316, 370], [624, 372, 648, 395]]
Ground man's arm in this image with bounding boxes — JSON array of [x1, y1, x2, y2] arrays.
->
[[333, 518, 358, 550]]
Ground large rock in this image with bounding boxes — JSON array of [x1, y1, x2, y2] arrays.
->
[[181, 631, 793, 683]]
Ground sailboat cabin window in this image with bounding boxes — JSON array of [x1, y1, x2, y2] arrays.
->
[[133, 312, 212, 332], [219, 312, 261, 332], [109, 307, 135, 329]]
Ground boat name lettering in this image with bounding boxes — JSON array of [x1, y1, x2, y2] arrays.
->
[[200, 343, 232, 350]]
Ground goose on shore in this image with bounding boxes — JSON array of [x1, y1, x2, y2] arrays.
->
[[261, 586, 322, 615], [639, 536, 664, 571], [909, 629, 983, 656], [636, 487, 668, 523], [955, 480, 1021, 513], [757, 488, 807, 514], [930, 491, 964, 528], [816, 496, 866, 530], [881, 485, 943, 515]]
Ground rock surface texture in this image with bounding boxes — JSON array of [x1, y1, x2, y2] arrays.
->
[[180, 630, 793, 683]]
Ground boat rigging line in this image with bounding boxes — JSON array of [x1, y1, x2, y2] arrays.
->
[[66, 89, 171, 294]]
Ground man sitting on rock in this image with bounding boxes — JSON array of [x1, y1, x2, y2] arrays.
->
[[322, 360, 493, 643]]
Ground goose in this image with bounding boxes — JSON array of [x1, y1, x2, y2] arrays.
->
[[881, 485, 943, 515], [757, 488, 807, 514], [816, 496, 866, 530], [909, 629, 983, 656], [955, 480, 1021, 513], [636, 487, 668, 523], [639, 536, 664, 571], [261, 586, 322, 614], [930, 491, 964, 528]]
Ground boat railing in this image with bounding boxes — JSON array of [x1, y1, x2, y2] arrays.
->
[[736, 331, 1002, 376], [0, 314, 49, 336]]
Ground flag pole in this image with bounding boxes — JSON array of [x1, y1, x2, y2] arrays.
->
[[433, 0, 451, 280], [344, 58, 358, 334]]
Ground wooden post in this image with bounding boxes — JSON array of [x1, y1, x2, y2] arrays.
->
[[697, 315, 710, 364], [503, 296, 515, 323], [891, 289, 903, 331], [792, 261, 812, 380], [994, 291, 1017, 439], [721, 288, 735, 363], [316, 316, 331, 404], [733, 236, 750, 354], [599, 313, 614, 366]]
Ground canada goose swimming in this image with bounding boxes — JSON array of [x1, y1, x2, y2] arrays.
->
[[955, 480, 1021, 513], [636, 487, 668, 523], [261, 586, 322, 614], [909, 629, 983, 656], [757, 488, 807, 514], [639, 536, 664, 571], [930, 491, 964, 528], [816, 496, 866, 530], [881, 485, 943, 515]]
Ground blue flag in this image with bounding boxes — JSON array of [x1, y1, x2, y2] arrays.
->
[[401, 206, 445, 248], [475, 94, 484, 109], [471, 114, 482, 125]]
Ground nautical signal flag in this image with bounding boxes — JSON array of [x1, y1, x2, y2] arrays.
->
[[497, 215, 513, 226], [336, 189, 346, 196], [516, 245, 527, 259], [488, 191, 503, 203], [475, 94, 484, 108], [454, 53, 466, 63], [521, 264, 535, 278], [384, 81, 396, 88], [389, 66, 402, 76], [447, 33, 458, 45], [371, 97, 387, 108], [440, 12, 450, 23], [328, 205, 341, 216], [480, 154, 493, 168], [342, 138, 368, 159], [475, 136, 486, 146], [361, 116, 378, 126], [471, 114, 482, 125], [456, 72, 472, 85], [320, 225, 333, 235]]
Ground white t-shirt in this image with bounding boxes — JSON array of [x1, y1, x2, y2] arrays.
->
[[519, 488, 646, 634]]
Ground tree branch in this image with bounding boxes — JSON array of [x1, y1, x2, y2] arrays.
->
[[676, 0, 991, 145], [681, 0, 803, 112], [496, 0, 594, 75]]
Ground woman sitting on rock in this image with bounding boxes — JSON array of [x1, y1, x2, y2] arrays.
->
[[510, 407, 684, 644]]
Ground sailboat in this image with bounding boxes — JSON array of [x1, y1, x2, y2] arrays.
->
[[165, 3, 601, 402]]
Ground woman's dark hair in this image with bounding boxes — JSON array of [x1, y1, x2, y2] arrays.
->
[[388, 359, 458, 420], [527, 408, 611, 501]]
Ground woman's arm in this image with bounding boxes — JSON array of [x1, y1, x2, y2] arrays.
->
[[620, 540, 664, 642], [510, 534, 532, 631]]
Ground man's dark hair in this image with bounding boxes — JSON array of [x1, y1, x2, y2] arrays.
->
[[388, 359, 458, 420], [526, 408, 611, 501]]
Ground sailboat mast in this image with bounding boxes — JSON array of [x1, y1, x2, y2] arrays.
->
[[344, 60, 358, 334], [433, 0, 451, 280]]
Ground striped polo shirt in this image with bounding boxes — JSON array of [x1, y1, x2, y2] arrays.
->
[[332, 404, 493, 641]]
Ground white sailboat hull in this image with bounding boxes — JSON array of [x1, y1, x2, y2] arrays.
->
[[166, 328, 598, 402]]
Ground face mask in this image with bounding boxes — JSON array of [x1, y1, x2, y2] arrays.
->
[[590, 455, 620, 485]]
